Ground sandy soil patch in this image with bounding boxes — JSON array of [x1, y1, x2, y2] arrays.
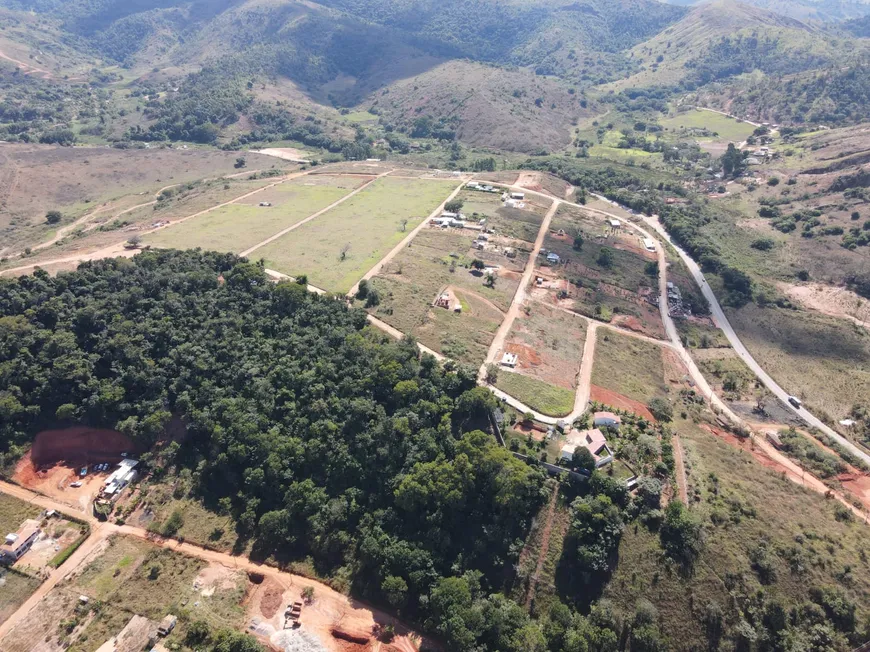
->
[[12, 453, 107, 515], [194, 564, 244, 598], [780, 282, 870, 330], [590, 385, 655, 421], [252, 148, 312, 163]]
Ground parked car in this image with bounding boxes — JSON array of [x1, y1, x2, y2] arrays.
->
[[787, 395, 802, 409], [70, 481, 82, 488]]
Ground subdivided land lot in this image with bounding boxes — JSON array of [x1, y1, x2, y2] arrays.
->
[[494, 302, 587, 417], [591, 329, 669, 418], [533, 204, 665, 339], [145, 174, 363, 254], [260, 177, 458, 293]]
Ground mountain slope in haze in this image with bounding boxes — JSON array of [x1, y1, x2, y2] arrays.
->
[[664, 0, 870, 21]]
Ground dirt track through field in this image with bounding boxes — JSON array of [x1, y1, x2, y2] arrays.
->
[[0, 480, 430, 651], [524, 483, 559, 609], [0, 48, 51, 78], [672, 435, 689, 503]]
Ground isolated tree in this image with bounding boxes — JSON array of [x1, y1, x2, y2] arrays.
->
[[400, 218, 409, 232], [571, 447, 597, 474], [234, 156, 246, 169], [445, 199, 464, 213], [127, 234, 142, 247], [45, 210, 62, 224], [485, 364, 499, 384], [471, 258, 486, 270], [302, 586, 315, 603], [648, 398, 673, 422], [340, 243, 351, 261], [573, 232, 584, 251], [597, 247, 614, 268], [356, 279, 369, 299], [721, 143, 744, 178], [484, 273, 496, 289]]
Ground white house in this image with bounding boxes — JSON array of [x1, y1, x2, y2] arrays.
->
[[510, 192, 525, 200], [608, 219, 621, 229], [560, 429, 613, 468], [0, 520, 41, 564], [501, 352, 518, 368], [593, 411, 622, 429], [643, 238, 656, 252]]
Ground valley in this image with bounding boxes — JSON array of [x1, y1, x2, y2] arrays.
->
[[2, 0, 870, 651]]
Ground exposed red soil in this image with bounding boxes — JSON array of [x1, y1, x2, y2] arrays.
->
[[30, 426, 135, 466], [505, 342, 543, 367], [590, 385, 656, 421], [259, 579, 283, 619], [838, 473, 870, 507]]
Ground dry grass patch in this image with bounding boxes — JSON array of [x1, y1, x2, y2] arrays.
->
[[591, 330, 668, 405]]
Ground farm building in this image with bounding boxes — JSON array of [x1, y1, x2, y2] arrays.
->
[[504, 247, 517, 259], [608, 219, 621, 229], [560, 428, 613, 468], [643, 238, 656, 252], [765, 431, 783, 449], [546, 252, 561, 264], [510, 192, 525, 200], [102, 459, 139, 498], [157, 615, 177, 637], [593, 411, 622, 429], [501, 352, 518, 368], [1, 520, 41, 564]]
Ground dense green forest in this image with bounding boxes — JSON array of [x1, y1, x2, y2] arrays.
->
[[0, 251, 638, 651]]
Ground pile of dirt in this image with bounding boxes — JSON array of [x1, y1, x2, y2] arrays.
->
[[30, 426, 136, 466], [260, 580, 284, 619]]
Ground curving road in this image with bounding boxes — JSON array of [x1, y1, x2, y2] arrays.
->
[[629, 204, 870, 467]]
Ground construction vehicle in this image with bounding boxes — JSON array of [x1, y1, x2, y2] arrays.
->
[[283, 601, 303, 629]]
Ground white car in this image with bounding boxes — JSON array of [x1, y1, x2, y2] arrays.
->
[[70, 481, 83, 488]]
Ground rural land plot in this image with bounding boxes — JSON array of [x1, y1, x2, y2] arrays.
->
[[591, 329, 669, 417], [494, 303, 587, 417], [368, 228, 517, 365], [259, 177, 457, 293], [145, 175, 364, 254], [0, 534, 246, 652], [0, 494, 43, 625], [534, 204, 665, 338], [457, 187, 552, 243], [725, 303, 870, 425], [659, 108, 755, 143]]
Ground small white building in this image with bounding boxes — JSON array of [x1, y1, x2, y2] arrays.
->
[[546, 252, 561, 264], [608, 219, 621, 229], [593, 411, 622, 429], [643, 238, 656, 252], [501, 352, 518, 368], [510, 192, 525, 200], [259, 202, 272, 207]]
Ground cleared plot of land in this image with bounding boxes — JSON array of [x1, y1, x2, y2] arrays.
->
[[0, 144, 289, 252], [456, 188, 551, 243], [601, 418, 870, 650], [124, 495, 240, 554], [502, 302, 587, 389], [725, 303, 870, 423], [591, 330, 668, 406], [260, 177, 457, 293], [659, 109, 755, 142], [535, 204, 664, 338], [496, 371, 576, 417], [0, 569, 41, 626], [366, 209, 535, 365], [145, 175, 362, 253], [0, 493, 40, 534]]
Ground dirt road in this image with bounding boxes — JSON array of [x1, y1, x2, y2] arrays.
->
[[0, 48, 51, 78], [0, 481, 430, 650], [672, 435, 689, 504], [239, 170, 391, 259], [480, 200, 558, 377], [573, 322, 597, 418], [347, 178, 468, 298]]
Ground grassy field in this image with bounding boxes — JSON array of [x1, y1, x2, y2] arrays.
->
[[133, 497, 240, 554], [367, 226, 519, 366], [66, 535, 245, 651], [0, 569, 41, 626], [496, 370, 576, 417], [602, 417, 870, 649], [145, 175, 361, 254], [591, 330, 668, 404], [260, 177, 457, 293], [0, 493, 40, 535], [659, 109, 755, 142], [725, 303, 870, 422]]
